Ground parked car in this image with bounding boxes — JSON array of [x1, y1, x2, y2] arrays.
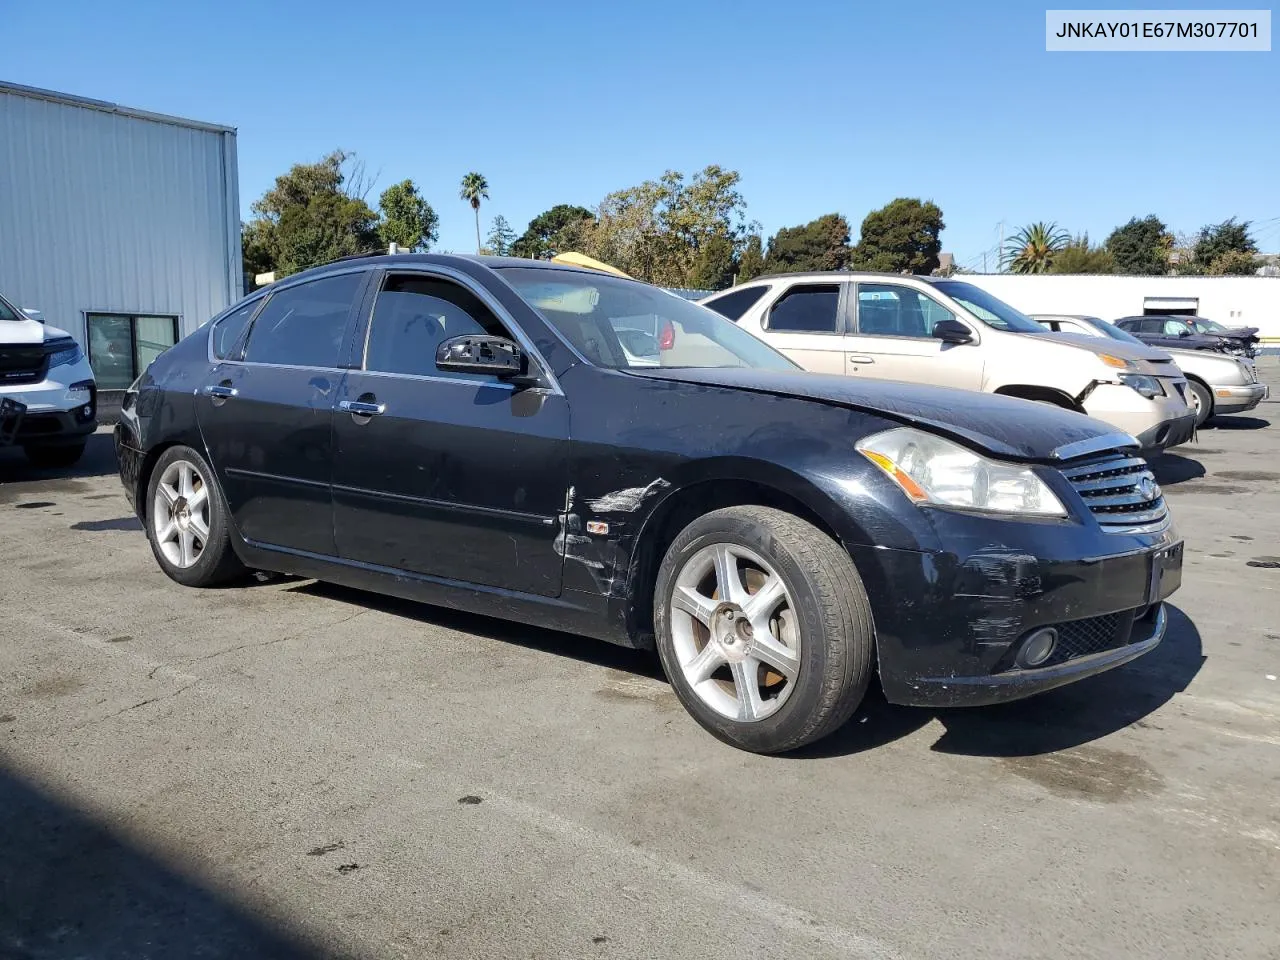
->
[[1033, 315, 1268, 425], [701, 273, 1196, 456], [116, 255, 1182, 754], [1114, 315, 1254, 358], [0, 291, 97, 466], [1185, 316, 1259, 358]]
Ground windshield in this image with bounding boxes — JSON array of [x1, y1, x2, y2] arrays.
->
[[499, 268, 799, 372], [1086, 317, 1147, 346], [0, 296, 21, 323], [931, 281, 1044, 333]]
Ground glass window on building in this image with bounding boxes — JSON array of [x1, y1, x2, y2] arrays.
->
[[86, 313, 179, 389]]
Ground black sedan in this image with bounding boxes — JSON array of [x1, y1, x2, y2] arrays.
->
[[115, 255, 1183, 753], [1115, 315, 1255, 357]]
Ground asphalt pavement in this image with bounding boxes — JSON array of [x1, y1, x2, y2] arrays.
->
[[2, 362, 1278, 960]]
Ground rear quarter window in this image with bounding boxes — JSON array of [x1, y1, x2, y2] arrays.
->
[[704, 285, 771, 322]]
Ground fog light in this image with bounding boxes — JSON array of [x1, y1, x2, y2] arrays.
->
[[1017, 627, 1058, 668]]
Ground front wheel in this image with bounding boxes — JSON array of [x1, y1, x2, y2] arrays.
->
[[1188, 380, 1213, 426], [653, 506, 875, 753], [145, 445, 246, 587], [23, 441, 86, 468]]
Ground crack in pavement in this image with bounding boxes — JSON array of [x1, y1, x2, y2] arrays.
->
[[179, 608, 373, 665], [69, 681, 200, 732]]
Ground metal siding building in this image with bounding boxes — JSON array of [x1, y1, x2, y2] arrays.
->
[[0, 81, 241, 389]]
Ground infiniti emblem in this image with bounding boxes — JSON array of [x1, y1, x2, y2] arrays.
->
[[1139, 476, 1160, 500]]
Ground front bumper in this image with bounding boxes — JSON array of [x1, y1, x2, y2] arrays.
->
[[851, 511, 1183, 709], [0, 368, 98, 445], [1080, 382, 1196, 454], [1211, 382, 1268, 415]]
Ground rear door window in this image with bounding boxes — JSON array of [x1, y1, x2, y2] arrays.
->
[[766, 285, 841, 333], [243, 273, 365, 368]]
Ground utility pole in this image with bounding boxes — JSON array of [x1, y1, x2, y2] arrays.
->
[[983, 251, 988, 273], [996, 221, 1006, 272]]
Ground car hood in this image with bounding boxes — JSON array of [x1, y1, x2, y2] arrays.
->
[[629, 367, 1128, 461], [1033, 331, 1171, 362], [0, 318, 74, 345]]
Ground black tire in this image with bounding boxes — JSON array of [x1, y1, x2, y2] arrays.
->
[[23, 440, 86, 468], [653, 505, 875, 754], [1188, 380, 1213, 427], [144, 444, 246, 587]]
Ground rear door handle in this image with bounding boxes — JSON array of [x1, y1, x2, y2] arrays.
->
[[847, 355, 875, 364], [204, 384, 238, 399], [339, 400, 386, 416]]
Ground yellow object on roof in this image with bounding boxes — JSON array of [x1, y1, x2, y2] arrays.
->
[[550, 251, 632, 278]]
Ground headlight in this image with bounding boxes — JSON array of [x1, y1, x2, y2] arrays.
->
[[47, 342, 84, 368], [1119, 373, 1163, 398], [856, 427, 1067, 517]]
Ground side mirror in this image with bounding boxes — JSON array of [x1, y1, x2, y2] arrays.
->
[[22, 308, 44, 323], [1178, 329, 1192, 337], [932, 318, 973, 344], [435, 334, 527, 380]]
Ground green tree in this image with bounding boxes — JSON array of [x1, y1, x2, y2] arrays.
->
[[737, 235, 765, 281], [1047, 234, 1116, 274], [1206, 249, 1259, 275], [245, 150, 381, 277], [377, 179, 439, 252], [851, 198, 944, 274], [762, 214, 851, 274], [1104, 215, 1172, 275], [459, 172, 490, 254], [512, 204, 597, 259], [1004, 222, 1069, 274], [1192, 218, 1258, 274], [486, 215, 517, 256], [579, 165, 754, 286], [688, 233, 737, 290], [241, 220, 273, 282]]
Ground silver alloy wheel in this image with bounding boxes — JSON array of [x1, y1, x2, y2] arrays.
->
[[669, 542, 801, 722], [152, 459, 211, 569], [1189, 388, 1203, 414]]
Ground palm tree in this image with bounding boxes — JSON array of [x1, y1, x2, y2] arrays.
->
[[1003, 222, 1069, 274], [459, 173, 489, 253]]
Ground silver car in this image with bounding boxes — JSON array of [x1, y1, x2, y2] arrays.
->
[[1033, 315, 1268, 425]]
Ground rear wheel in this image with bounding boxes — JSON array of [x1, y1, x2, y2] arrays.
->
[[145, 445, 246, 587], [653, 506, 875, 754], [23, 441, 86, 468], [1188, 380, 1213, 426]]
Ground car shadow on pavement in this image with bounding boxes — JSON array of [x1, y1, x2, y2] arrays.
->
[[0, 429, 117, 484], [0, 766, 343, 960], [1148, 451, 1205, 485], [793, 604, 1204, 760], [298, 581, 1203, 762], [290, 581, 667, 681], [1205, 415, 1270, 430]]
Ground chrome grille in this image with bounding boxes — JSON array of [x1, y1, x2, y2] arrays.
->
[[1244, 362, 1259, 384], [1060, 452, 1168, 533]]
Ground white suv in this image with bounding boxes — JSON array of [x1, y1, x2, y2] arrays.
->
[[0, 292, 97, 467], [702, 273, 1197, 455]]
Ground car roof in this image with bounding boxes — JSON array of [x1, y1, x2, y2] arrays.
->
[[722, 270, 952, 287], [285, 252, 618, 284]]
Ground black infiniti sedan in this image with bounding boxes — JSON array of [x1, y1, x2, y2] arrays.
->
[[115, 255, 1183, 753]]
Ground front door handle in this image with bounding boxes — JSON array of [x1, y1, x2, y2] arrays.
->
[[339, 399, 386, 416], [847, 355, 875, 364], [204, 383, 238, 400]]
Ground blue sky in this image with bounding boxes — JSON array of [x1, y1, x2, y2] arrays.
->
[[6, 0, 1278, 265]]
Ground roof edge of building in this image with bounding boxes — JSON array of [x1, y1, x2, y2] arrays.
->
[[0, 79, 236, 135]]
